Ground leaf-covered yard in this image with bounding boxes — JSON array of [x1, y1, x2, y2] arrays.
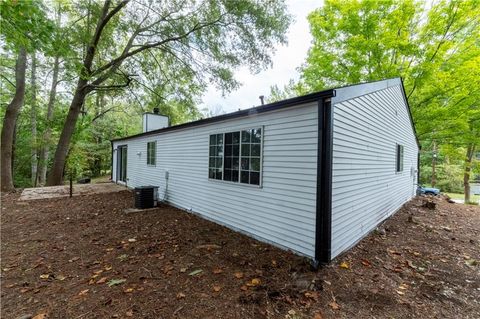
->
[[1, 190, 479, 318]]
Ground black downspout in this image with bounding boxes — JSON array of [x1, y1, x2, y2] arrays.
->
[[314, 97, 334, 267]]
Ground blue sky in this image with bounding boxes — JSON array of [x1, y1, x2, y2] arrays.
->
[[201, 0, 322, 113]]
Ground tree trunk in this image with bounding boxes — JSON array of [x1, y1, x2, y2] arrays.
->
[[1, 47, 27, 192], [38, 55, 60, 185], [463, 144, 476, 203], [46, 79, 88, 185], [30, 52, 38, 186], [47, 0, 114, 185]]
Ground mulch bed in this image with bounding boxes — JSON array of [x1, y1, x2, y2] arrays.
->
[[1, 190, 479, 319]]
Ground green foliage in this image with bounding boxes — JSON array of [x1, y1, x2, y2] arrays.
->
[[272, 0, 480, 194], [0, 0, 55, 52]]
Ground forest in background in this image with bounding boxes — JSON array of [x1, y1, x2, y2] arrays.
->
[[1, 0, 479, 202], [0, 0, 291, 189], [268, 0, 480, 202]]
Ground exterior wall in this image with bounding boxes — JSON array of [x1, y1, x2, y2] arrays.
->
[[330, 82, 418, 259], [113, 103, 318, 257]]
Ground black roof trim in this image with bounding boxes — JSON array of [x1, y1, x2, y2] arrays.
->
[[111, 88, 336, 142], [398, 77, 421, 150]]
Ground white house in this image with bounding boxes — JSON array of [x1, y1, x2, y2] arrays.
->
[[111, 77, 419, 265]]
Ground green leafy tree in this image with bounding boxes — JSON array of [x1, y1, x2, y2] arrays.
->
[[47, 0, 291, 185], [280, 0, 480, 201]]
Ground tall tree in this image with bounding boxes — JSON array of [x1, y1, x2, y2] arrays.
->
[[1, 48, 27, 191], [48, 0, 291, 185], [30, 52, 38, 186], [283, 0, 479, 199], [37, 6, 63, 186], [0, 0, 55, 190]]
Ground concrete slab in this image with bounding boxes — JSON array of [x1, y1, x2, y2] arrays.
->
[[19, 183, 127, 201]]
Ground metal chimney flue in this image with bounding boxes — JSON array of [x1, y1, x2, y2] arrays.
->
[[153, 107, 160, 114], [259, 95, 265, 105]]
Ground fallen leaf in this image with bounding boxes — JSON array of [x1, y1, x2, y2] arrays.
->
[[329, 301, 340, 310], [96, 277, 108, 284], [251, 278, 261, 286], [399, 283, 409, 290], [213, 285, 221, 292], [465, 259, 477, 267], [104, 266, 113, 271], [188, 269, 203, 276], [213, 268, 223, 274], [78, 289, 89, 296], [128, 238, 137, 242], [68, 257, 80, 263], [107, 279, 126, 287], [313, 312, 324, 319], [361, 259, 371, 267], [234, 272, 244, 279], [396, 290, 405, 295], [39, 274, 49, 279], [33, 313, 47, 319], [176, 292, 186, 299], [304, 291, 320, 301], [124, 287, 134, 293], [126, 310, 133, 317], [180, 267, 187, 273], [240, 285, 248, 291], [339, 261, 349, 269]]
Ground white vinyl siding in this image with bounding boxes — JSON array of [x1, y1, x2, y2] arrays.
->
[[113, 103, 318, 257], [330, 83, 418, 259]]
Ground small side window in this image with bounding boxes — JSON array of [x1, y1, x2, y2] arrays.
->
[[396, 144, 404, 172], [147, 141, 156, 166]]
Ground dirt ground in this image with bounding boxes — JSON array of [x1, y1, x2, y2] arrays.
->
[[1, 190, 479, 319]]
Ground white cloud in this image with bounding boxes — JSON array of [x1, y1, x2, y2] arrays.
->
[[201, 0, 322, 113]]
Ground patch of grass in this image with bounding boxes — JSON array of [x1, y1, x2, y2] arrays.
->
[[446, 192, 480, 203]]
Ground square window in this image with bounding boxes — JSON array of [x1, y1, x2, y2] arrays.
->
[[208, 129, 262, 185], [147, 141, 156, 165]]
